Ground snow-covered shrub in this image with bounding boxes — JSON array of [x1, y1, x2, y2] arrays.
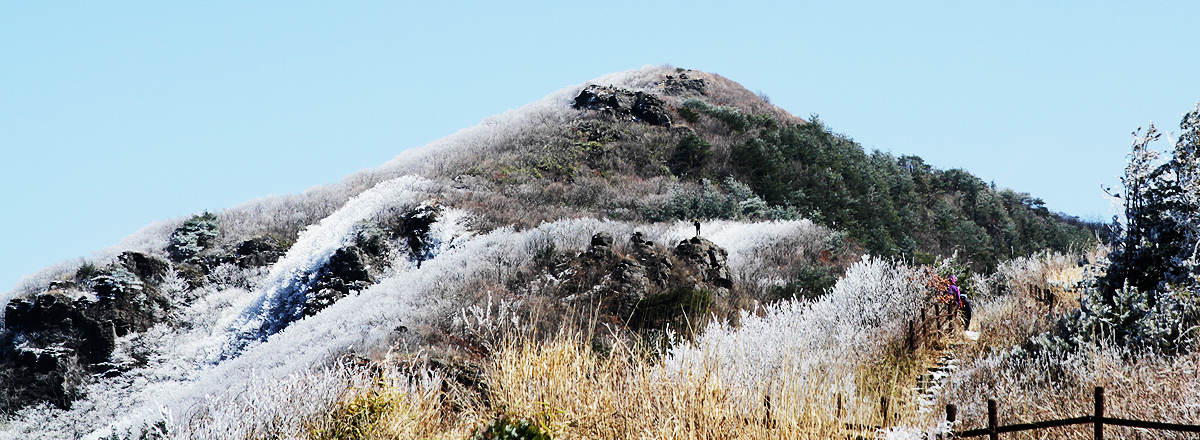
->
[[645, 176, 800, 222], [168, 212, 219, 262], [666, 256, 925, 417]]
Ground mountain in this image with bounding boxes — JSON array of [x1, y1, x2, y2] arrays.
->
[[0, 66, 1096, 438]]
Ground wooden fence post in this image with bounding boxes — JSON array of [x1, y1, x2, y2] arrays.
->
[[988, 399, 998, 440], [921, 307, 927, 343], [1095, 386, 1104, 440], [940, 304, 950, 333]]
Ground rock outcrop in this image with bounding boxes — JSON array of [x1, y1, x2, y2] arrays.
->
[[661, 71, 707, 95], [303, 245, 384, 316], [302, 203, 442, 317], [234, 236, 285, 268], [673, 236, 733, 289], [572, 85, 672, 127], [518, 231, 732, 334], [1, 251, 173, 411]]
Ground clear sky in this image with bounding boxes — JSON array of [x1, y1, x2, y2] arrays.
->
[[3, 1, 1199, 291]]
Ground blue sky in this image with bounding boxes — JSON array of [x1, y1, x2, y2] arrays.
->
[[3, 1, 1199, 291]]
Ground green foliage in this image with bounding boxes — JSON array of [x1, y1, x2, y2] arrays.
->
[[472, 415, 552, 440], [1038, 280, 1199, 355], [912, 251, 937, 266], [668, 133, 711, 177], [1101, 118, 1199, 299], [533, 242, 557, 268], [628, 286, 714, 331], [770, 264, 838, 301], [676, 106, 701, 124], [75, 262, 98, 281], [169, 212, 220, 261], [644, 177, 801, 223], [680, 99, 775, 132], [309, 385, 397, 440], [725, 116, 1097, 272], [647, 179, 733, 221]]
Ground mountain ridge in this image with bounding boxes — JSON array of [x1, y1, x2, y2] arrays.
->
[[0, 65, 1098, 438]]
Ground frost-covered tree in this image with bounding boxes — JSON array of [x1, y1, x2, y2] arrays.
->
[[1104, 105, 1200, 298], [1053, 104, 1200, 353]]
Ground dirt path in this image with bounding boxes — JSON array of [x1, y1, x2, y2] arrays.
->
[[913, 329, 978, 414]]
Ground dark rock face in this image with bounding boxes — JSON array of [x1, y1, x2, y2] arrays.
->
[[572, 85, 672, 127], [396, 204, 440, 265], [585, 231, 615, 260], [1, 251, 172, 412], [304, 246, 380, 317], [117, 252, 170, 283], [674, 236, 733, 289], [591, 231, 615, 247], [235, 236, 285, 268], [661, 71, 707, 95], [630, 231, 672, 288], [302, 204, 442, 318], [4, 294, 117, 362]]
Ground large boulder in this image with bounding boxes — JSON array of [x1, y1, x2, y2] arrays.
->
[[510, 229, 737, 339], [303, 246, 380, 317], [630, 232, 672, 287], [585, 231, 615, 260], [116, 251, 170, 283], [299, 203, 443, 323], [674, 236, 733, 289]]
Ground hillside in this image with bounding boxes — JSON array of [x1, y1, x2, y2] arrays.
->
[[0, 66, 1109, 438]]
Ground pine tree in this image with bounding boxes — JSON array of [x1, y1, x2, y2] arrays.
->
[[1059, 104, 1200, 352]]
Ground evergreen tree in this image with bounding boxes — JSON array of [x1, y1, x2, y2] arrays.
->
[[1049, 104, 1200, 353]]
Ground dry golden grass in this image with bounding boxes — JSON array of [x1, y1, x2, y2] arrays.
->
[[308, 322, 962, 440]]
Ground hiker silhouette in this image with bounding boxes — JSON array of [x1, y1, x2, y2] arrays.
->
[[948, 275, 972, 329]]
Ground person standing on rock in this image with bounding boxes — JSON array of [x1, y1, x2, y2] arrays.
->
[[693, 218, 701, 237]]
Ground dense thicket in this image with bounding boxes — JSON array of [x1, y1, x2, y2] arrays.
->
[[671, 104, 1098, 272]]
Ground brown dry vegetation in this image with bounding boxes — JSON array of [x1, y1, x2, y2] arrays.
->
[[306, 330, 948, 440]]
